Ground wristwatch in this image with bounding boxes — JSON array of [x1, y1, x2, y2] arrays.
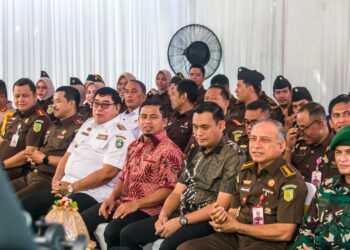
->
[[179, 215, 188, 226], [67, 184, 74, 194], [42, 155, 49, 165]]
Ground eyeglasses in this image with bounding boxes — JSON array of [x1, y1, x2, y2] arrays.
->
[[297, 120, 319, 135], [92, 101, 116, 109], [244, 119, 258, 127]]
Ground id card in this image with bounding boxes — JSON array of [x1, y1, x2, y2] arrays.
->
[[10, 134, 19, 147], [252, 206, 264, 225], [311, 170, 322, 188]]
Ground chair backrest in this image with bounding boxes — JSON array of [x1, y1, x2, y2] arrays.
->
[[304, 182, 317, 213]]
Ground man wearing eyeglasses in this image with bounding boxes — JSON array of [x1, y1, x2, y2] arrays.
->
[[21, 87, 134, 223], [285, 102, 337, 183], [237, 100, 271, 161]]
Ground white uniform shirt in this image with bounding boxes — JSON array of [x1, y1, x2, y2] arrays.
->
[[115, 107, 140, 139], [62, 116, 134, 202]]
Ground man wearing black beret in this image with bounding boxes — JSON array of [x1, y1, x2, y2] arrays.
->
[[230, 67, 284, 147]]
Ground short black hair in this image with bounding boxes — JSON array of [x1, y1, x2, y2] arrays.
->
[[94, 87, 122, 105], [128, 80, 146, 94], [176, 80, 198, 104], [190, 64, 205, 77], [139, 99, 166, 118], [0, 80, 8, 98], [207, 85, 230, 100], [194, 101, 224, 123], [246, 100, 271, 118], [13, 78, 36, 94], [55, 86, 80, 111], [300, 102, 326, 121], [328, 94, 350, 115], [170, 76, 182, 85], [210, 74, 229, 86]]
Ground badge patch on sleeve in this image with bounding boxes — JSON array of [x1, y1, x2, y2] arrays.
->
[[282, 184, 297, 202], [33, 120, 44, 133], [116, 138, 124, 148], [47, 105, 53, 114]]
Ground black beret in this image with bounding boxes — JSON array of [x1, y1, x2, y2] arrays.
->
[[330, 125, 350, 151], [41, 71, 50, 78], [86, 74, 104, 83], [70, 77, 83, 86], [273, 75, 292, 91], [237, 67, 264, 88], [291, 87, 313, 102], [211, 74, 229, 86]]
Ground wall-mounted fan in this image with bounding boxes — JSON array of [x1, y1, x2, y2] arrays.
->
[[167, 24, 222, 79]]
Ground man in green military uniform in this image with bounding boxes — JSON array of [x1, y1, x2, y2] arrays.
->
[[292, 125, 350, 250], [0, 78, 51, 180], [178, 119, 307, 250], [10, 86, 83, 198]]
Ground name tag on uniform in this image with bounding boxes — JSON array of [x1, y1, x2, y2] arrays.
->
[[96, 134, 108, 140], [81, 132, 89, 136], [252, 206, 264, 224], [240, 187, 250, 192], [10, 134, 19, 147]]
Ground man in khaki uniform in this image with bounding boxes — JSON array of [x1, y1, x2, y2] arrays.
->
[[178, 119, 307, 250], [10, 86, 83, 198], [0, 79, 15, 127], [0, 78, 51, 180], [286, 102, 336, 183]]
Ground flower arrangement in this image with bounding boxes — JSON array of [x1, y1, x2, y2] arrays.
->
[[53, 197, 78, 210]]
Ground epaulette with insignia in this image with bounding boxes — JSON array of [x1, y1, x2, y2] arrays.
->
[[117, 123, 127, 130], [241, 161, 254, 170], [280, 165, 296, 178], [231, 119, 244, 126], [36, 108, 46, 117], [73, 118, 84, 125]]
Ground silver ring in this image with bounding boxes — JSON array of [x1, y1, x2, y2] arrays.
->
[[217, 228, 222, 232]]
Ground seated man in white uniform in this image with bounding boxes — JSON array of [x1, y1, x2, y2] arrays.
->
[[21, 87, 134, 223], [115, 80, 146, 139]]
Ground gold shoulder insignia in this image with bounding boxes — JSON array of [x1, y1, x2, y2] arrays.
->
[[241, 161, 254, 170], [280, 165, 296, 178], [117, 123, 127, 130], [73, 118, 84, 125], [36, 108, 46, 117], [231, 119, 244, 126]]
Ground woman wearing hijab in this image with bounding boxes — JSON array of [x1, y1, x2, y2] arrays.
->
[[116, 72, 136, 113], [36, 71, 55, 119], [147, 69, 173, 117]]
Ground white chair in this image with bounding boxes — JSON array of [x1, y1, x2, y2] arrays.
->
[[95, 223, 108, 250], [151, 239, 164, 250], [304, 182, 317, 213]]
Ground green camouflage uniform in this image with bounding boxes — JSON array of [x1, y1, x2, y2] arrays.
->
[[292, 175, 350, 249]]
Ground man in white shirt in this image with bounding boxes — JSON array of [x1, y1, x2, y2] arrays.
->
[[21, 87, 134, 222], [115, 80, 146, 138]]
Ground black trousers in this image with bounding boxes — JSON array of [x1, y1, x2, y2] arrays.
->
[[21, 187, 98, 225], [81, 203, 150, 249], [119, 215, 215, 250], [11, 171, 52, 199]]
